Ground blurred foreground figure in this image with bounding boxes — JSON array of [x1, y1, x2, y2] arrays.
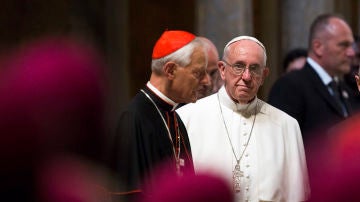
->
[[138, 164, 233, 202], [307, 113, 360, 201], [0, 36, 109, 202]]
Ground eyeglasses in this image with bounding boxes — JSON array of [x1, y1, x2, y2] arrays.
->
[[222, 60, 263, 76]]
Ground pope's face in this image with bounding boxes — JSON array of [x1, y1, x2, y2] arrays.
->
[[219, 40, 268, 104]]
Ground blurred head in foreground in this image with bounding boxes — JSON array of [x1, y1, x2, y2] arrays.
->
[[138, 162, 233, 202], [307, 113, 360, 202], [0, 36, 108, 202]]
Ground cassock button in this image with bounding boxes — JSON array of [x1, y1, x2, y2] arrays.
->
[[243, 133, 247, 136], [245, 153, 249, 157], [246, 164, 250, 168]]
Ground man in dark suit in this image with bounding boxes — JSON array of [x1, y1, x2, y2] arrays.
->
[[268, 13, 360, 141]]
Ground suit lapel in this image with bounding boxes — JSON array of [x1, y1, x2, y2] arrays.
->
[[303, 64, 345, 117], [338, 82, 352, 115]]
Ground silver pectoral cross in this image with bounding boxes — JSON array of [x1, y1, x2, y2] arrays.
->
[[232, 162, 243, 193], [176, 158, 184, 176]]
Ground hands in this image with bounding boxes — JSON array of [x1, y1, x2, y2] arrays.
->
[[355, 75, 360, 92]]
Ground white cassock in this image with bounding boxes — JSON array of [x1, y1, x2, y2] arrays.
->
[[177, 87, 310, 202]]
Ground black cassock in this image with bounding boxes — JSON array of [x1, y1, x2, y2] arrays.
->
[[108, 86, 194, 200]]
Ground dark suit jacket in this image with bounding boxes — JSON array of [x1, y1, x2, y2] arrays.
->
[[268, 62, 360, 140]]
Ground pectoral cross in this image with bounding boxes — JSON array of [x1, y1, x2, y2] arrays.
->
[[176, 158, 184, 176], [233, 162, 243, 193]]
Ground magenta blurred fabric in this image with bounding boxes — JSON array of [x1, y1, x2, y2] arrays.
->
[[0, 36, 108, 202], [0, 36, 106, 165], [138, 162, 233, 202], [307, 113, 360, 201]]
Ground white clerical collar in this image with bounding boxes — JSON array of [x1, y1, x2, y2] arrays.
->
[[218, 86, 258, 115], [146, 81, 179, 111]]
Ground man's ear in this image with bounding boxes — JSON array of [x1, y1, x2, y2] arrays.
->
[[312, 39, 324, 57], [163, 62, 177, 80], [355, 75, 360, 92], [218, 61, 226, 80], [263, 67, 269, 77], [260, 67, 269, 86]]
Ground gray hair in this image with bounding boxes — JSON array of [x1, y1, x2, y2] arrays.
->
[[151, 37, 206, 74], [223, 36, 267, 66]]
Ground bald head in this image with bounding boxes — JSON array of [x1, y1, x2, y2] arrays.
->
[[197, 37, 223, 97], [308, 13, 355, 76], [198, 37, 219, 59], [309, 14, 351, 49]]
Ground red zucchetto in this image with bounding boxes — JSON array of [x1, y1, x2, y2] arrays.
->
[[152, 30, 196, 59]]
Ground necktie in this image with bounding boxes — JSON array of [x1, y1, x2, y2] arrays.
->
[[328, 80, 348, 117]]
